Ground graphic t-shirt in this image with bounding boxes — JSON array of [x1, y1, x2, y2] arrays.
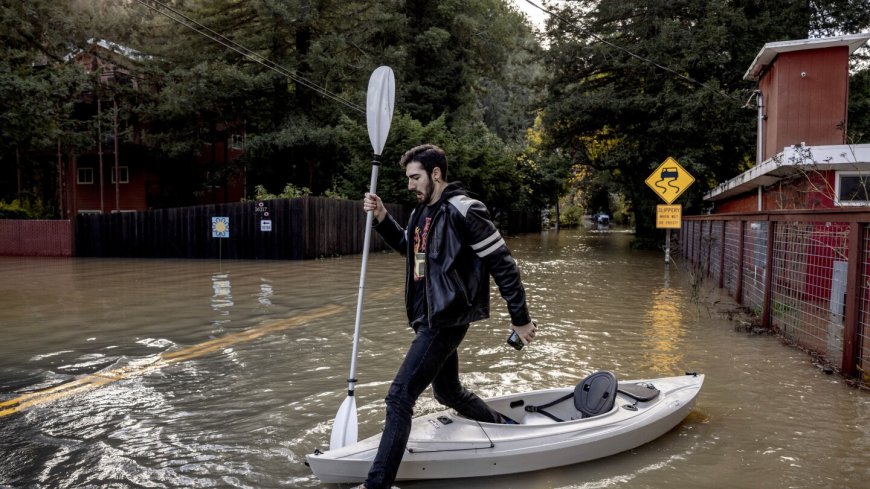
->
[[409, 203, 436, 329]]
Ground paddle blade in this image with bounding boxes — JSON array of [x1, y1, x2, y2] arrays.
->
[[329, 395, 358, 450], [366, 66, 396, 155]]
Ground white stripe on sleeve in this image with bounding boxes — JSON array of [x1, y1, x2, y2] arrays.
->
[[471, 231, 501, 251], [477, 238, 506, 258]]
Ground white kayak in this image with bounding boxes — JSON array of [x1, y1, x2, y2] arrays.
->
[[306, 372, 704, 484]]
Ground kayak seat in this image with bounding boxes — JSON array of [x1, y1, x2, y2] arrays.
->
[[574, 371, 618, 417], [523, 371, 618, 423]]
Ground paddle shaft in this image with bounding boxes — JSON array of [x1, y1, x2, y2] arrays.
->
[[347, 156, 380, 395], [331, 65, 394, 451]]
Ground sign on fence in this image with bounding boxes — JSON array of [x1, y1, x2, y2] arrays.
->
[[212, 217, 230, 238]]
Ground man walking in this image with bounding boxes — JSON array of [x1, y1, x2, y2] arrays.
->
[[358, 144, 537, 488]]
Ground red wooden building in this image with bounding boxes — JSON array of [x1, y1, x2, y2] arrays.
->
[[704, 33, 870, 212], [61, 39, 246, 217]]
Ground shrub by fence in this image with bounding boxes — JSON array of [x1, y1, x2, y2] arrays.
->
[[681, 210, 870, 384]]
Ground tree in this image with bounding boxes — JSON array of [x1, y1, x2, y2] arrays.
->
[[849, 68, 870, 143], [517, 113, 573, 225], [3, 1, 548, 216], [0, 0, 91, 216], [541, 0, 870, 243], [335, 108, 543, 230]]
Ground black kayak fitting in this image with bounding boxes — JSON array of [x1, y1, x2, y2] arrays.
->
[[525, 371, 618, 422]]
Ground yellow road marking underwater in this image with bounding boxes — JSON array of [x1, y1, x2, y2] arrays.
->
[[0, 303, 345, 418]]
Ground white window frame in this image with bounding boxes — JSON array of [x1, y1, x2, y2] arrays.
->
[[77, 167, 94, 184], [111, 166, 130, 184], [230, 133, 244, 149], [834, 171, 870, 206]]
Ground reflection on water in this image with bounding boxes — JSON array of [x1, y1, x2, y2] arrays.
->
[[644, 287, 684, 374], [1, 229, 869, 488], [211, 273, 233, 331], [258, 279, 274, 307]]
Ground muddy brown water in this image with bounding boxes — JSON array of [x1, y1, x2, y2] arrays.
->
[[1, 229, 868, 488]]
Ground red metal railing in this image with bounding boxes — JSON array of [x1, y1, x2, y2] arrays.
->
[[682, 209, 870, 384]]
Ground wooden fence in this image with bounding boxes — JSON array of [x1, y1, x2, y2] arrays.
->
[[73, 197, 540, 260], [681, 209, 870, 384], [74, 197, 411, 260]]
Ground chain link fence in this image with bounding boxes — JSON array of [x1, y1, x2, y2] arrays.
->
[[681, 212, 870, 385]]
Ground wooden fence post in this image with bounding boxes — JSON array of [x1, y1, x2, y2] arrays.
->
[[762, 220, 776, 330], [707, 221, 713, 277], [718, 220, 726, 289], [735, 221, 745, 304], [842, 222, 862, 377]]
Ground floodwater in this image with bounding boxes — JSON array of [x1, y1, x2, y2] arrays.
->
[[1, 229, 869, 489]]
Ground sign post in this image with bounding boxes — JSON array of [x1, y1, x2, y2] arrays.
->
[[645, 157, 694, 264], [211, 216, 229, 264]]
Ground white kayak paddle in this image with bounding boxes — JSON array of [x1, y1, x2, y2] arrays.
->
[[330, 66, 395, 450]]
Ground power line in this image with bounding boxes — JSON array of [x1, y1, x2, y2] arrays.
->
[[522, 0, 745, 104], [133, 0, 365, 114]]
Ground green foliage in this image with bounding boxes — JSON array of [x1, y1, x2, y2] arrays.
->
[[849, 68, 870, 143], [323, 187, 348, 200], [130, 0, 544, 209], [333, 112, 451, 206], [0, 200, 31, 220], [0, 197, 53, 220], [0, 0, 95, 212], [541, 0, 870, 239], [251, 183, 311, 201], [7, 0, 870, 228], [611, 193, 631, 226], [558, 204, 584, 228], [1, 0, 549, 218]]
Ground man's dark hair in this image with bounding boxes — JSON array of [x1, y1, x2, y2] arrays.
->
[[399, 144, 448, 180]]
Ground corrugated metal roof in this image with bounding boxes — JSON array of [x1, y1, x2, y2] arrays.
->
[[63, 38, 151, 63], [743, 32, 870, 81], [704, 144, 870, 202]]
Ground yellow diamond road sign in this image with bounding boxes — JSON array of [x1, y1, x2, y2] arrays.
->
[[645, 157, 695, 205]]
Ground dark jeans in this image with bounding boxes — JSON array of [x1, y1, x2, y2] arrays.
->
[[364, 324, 503, 489]]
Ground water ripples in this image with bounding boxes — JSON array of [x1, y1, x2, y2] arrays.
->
[[3, 232, 870, 488]]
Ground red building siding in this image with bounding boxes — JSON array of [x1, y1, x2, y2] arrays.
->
[[196, 139, 246, 205], [61, 41, 246, 215], [761, 46, 849, 160], [714, 171, 839, 213], [66, 158, 154, 215]]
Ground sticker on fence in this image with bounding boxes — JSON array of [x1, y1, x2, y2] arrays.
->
[[212, 217, 230, 238]]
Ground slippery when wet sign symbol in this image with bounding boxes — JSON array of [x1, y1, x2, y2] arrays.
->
[[645, 157, 695, 205]]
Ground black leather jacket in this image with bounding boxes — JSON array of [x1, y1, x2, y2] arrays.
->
[[374, 183, 531, 329]]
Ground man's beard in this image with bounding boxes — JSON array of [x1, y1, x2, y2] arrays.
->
[[418, 178, 435, 204]]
